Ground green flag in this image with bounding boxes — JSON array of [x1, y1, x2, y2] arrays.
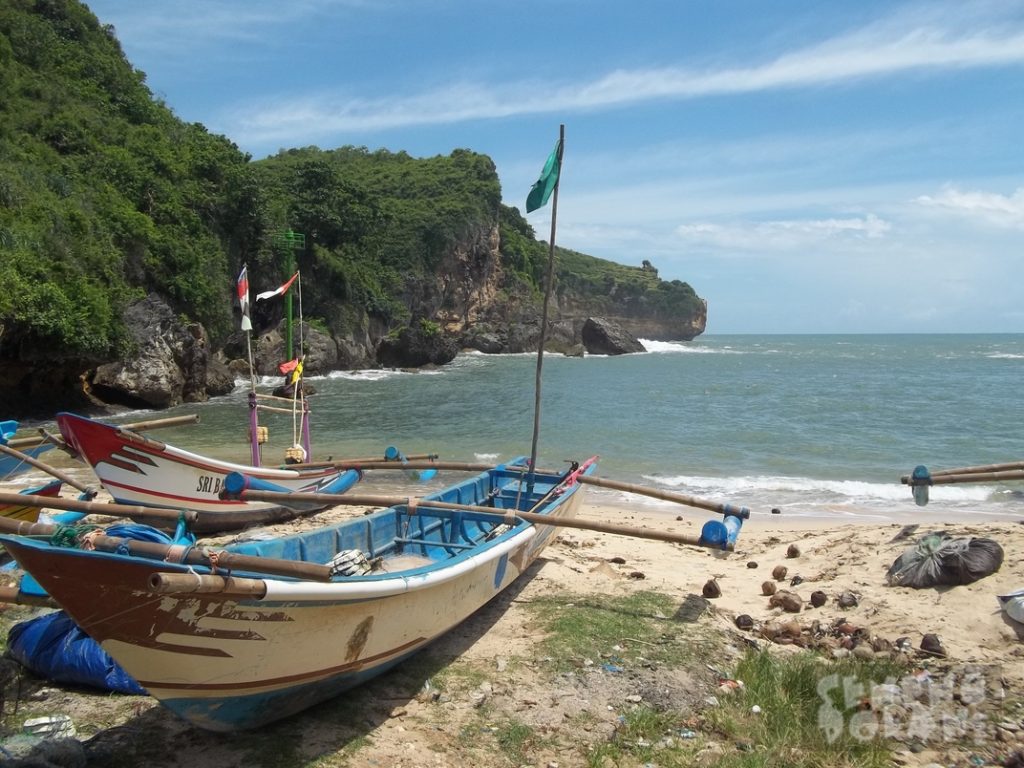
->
[[525, 139, 562, 213]]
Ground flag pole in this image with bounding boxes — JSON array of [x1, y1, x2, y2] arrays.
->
[[528, 124, 565, 489]]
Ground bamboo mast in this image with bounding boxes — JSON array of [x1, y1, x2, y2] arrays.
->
[[528, 124, 565, 491]]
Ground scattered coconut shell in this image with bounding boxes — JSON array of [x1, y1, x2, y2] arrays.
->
[[771, 508, 781, 515], [790, 575, 804, 587], [628, 571, 646, 580], [772, 565, 788, 581], [852, 644, 875, 661], [780, 619, 802, 637], [609, 556, 626, 564], [761, 580, 777, 596], [769, 590, 803, 613], [810, 590, 827, 608], [871, 636, 893, 654], [786, 543, 801, 558], [920, 633, 946, 657], [734, 614, 754, 631], [746, 561, 758, 569], [837, 591, 859, 609], [702, 578, 722, 598]]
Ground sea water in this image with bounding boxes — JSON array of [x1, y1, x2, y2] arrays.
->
[[42, 334, 1024, 523]]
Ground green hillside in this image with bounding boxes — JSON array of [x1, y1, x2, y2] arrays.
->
[[0, 0, 703, 412]]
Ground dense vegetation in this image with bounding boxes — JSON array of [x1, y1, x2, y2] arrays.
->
[[555, 247, 704, 319], [0, 0, 701, 382]]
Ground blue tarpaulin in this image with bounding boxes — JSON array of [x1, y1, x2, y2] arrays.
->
[[7, 611, 146, 695]]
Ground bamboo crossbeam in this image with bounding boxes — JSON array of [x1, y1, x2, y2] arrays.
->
[[576, 475, 751, 518], [6, 414, 200, 450], [149, 572, 268, 597], [901, 462, 1024, 483], [0, 585, 59, 609], [235, 488, 724, 550], [0, 515, 332, 582], [902, 469, 1024, 487], [254, 392, 305, 406], [0, 443, 97, 495], [282, 459, 751, 518], [0, 491, 197, 523], [256, 404, 296, 416], [288, 453, 439, 470]]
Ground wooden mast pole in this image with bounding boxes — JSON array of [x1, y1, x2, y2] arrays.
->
[[528, 124, 565, 489]]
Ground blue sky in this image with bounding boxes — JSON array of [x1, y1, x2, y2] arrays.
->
[[84, 0, 1024, 333]]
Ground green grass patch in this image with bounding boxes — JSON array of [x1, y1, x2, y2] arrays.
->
[[703, 650, 902, 768], [527, 590, 713, 672]]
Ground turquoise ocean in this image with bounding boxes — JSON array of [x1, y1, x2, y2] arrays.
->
[[27, 334, 1024, 524]]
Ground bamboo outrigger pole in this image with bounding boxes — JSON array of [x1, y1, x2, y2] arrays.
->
[[0, 443, 97, 497], [5, 413, 200, 451], [231, 487, 740, 550]]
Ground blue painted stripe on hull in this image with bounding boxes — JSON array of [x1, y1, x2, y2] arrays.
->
[[160, 646, 422, 732]]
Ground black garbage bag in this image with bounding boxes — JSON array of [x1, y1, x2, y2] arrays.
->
[[886, 532, 1004, 589]]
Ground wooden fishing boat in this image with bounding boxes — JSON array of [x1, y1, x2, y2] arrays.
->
[[56, 411, 361, 533], [0, 479, 62, 523], [0, 457, 598, 732]]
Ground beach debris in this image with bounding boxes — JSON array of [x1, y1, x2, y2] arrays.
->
[[23, 715, 75, 738], [761, 580, 777, 596], [997, 589, 1024, 624], [920, 633, 946, 657], [717, 678, 743, 694], [628, 571, 646, 580], [790, 575, 804, 587], [746, 561, 758, 569], [734, 614, 754, 631], [609, 556, 627, 565], [702, 578, 722, 598], [886, 532, 1004, 588], [786, 543, 800, 558], [772, 565, 788, 581], [768, 590, 803, 613], [771, 508, 781, 515], [837, 591, 859, 609], [810, 590, 828, 608]]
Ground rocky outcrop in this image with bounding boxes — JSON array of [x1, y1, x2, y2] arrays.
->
[[88, 294, 212, 409], [580, 317, 646, 355], [377, 324, 459, 368], [5, 232, 706, 413]]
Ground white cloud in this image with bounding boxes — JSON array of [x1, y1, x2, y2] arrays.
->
[[915, 185, 1024, 228], [673, 214, 891, 251], [222, 6, 1024, 146]]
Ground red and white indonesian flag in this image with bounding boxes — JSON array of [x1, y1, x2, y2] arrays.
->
[[256, 272, 299, 302], [236, 265, 252, 331]]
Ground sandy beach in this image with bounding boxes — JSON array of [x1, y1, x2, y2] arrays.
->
[[0, 483, 1022, 767]]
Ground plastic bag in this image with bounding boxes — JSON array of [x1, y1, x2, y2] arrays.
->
[[885, 532, 1003, 589]]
